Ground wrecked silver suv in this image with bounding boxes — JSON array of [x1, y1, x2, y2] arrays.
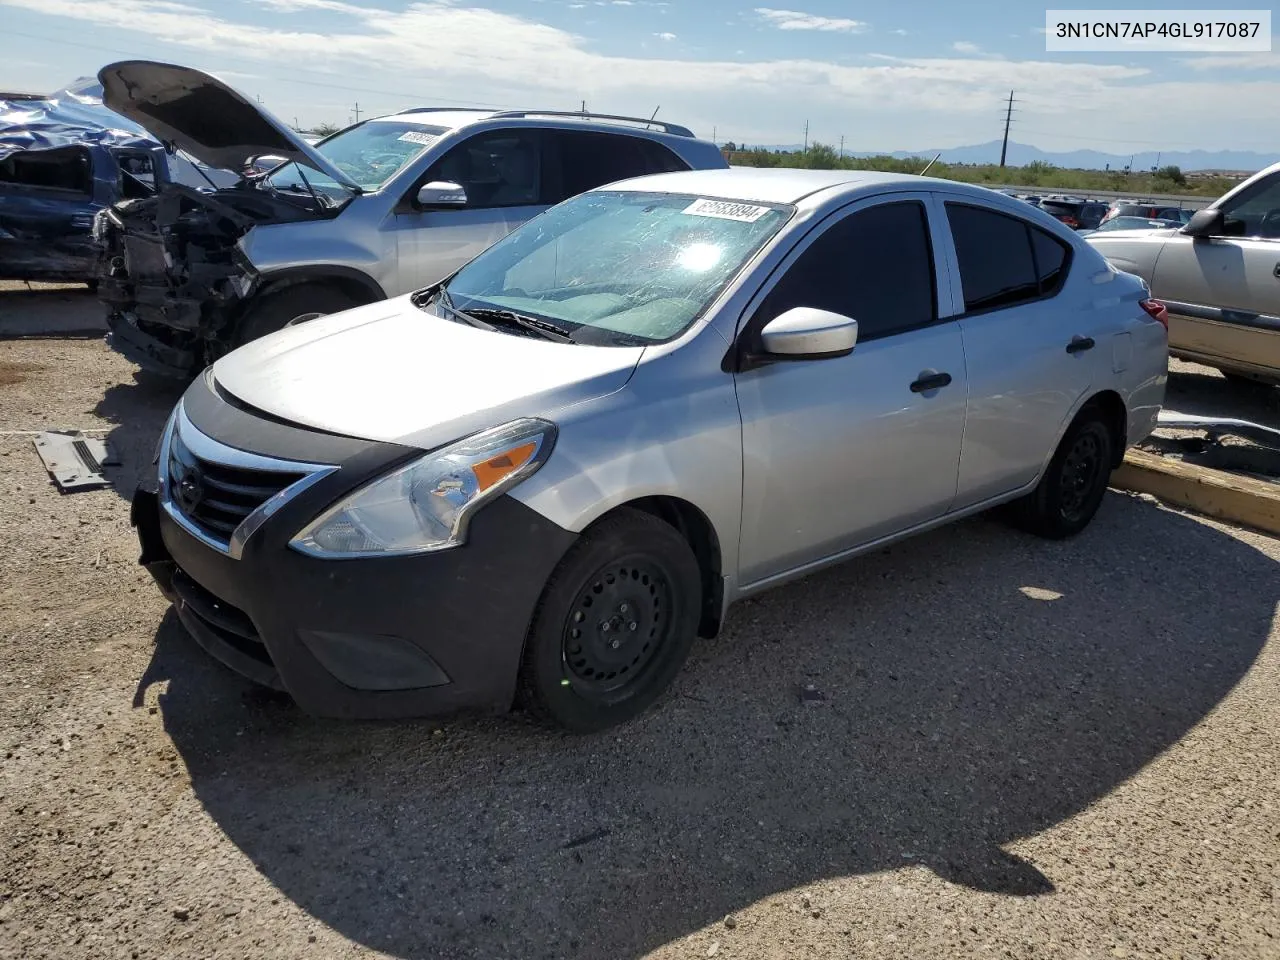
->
[[94, 60, 726, 378]]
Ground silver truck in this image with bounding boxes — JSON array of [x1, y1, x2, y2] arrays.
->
[[93, 60, 726, 377]]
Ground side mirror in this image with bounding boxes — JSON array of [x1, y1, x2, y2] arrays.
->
[[245, 154, 287, 175], [416, 180, 467, 209], [1182, 208, 1223, 238], [759, 307, 858, 360]]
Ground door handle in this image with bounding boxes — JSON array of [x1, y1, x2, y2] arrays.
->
[[1065, 336, 1095, 354], [910, 372, 952, 393]]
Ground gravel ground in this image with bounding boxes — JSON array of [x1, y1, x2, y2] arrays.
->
[[1, 287, 1278, 960]]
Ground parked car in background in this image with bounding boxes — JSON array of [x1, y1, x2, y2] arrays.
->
[[1039, 197, 1109, 231], [131, 168, 1167, 731], [94, 60, 727, 378], [1079, 216, 1183, 236], [1101, 202, 1192, 225], [1088, 160, 1280, 385], [0, 77, 232, 284]]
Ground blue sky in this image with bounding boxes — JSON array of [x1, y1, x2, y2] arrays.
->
[[1, 0, 1276, 156]]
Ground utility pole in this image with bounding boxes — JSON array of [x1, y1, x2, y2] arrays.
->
[[999, 90, 1015, 168], [581, 100, 586, 114], [839, 135, 844, 159], [712, 125, 717, 143], [803, 120, 809, 152], [352, 102, 361, 123]]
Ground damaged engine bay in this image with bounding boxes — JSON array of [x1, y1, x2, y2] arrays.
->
[[97, 178, 335, 377]]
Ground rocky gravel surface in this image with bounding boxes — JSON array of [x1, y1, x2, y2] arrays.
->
[[1, 287, 1278, 959]]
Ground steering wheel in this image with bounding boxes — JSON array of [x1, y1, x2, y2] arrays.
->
[[1258, 209, 1280, 239]]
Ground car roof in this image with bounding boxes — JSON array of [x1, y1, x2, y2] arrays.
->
[[370, 108, 701, 142], [604, 167, 1006, 207]]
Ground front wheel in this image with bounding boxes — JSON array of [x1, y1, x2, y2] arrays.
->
[[232, 284, 361, 348], [518, 509, 702, 732], [1010, 407, 1115, 539]]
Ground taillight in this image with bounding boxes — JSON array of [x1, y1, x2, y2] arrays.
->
[[1140, 298, 1168, 330], [1060, 216, 1080, 229]]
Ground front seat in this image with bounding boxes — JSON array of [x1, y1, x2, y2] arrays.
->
[[489, 142, 538, 207]]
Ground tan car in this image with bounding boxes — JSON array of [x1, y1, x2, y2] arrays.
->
[[1087, 162, 1280, 386]]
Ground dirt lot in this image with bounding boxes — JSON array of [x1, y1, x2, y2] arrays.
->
[[1, 285, 1278, 960]]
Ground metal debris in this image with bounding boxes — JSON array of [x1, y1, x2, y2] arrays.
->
[[32, 430, 118, 492]]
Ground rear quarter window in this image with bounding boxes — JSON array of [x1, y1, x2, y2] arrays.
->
[[946, 203, 1073, 313]]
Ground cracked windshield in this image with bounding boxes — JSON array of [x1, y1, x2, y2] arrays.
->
[[442, 191, 790, 345]]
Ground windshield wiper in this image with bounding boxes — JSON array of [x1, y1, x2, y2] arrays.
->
[[427, 289, 497, 331], [462, 308, 576, 343]]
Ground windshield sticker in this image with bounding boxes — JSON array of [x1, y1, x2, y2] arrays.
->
[[398, 131, 439, 146], [682, 199, 771, 223]]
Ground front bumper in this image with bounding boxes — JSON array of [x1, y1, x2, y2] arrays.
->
[[132, 482, 577, 720]]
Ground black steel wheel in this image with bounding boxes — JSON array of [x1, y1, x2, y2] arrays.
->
[[519, 508, 702, 732], [1010, 404, 1116, 539]]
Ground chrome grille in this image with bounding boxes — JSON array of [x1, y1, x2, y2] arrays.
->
[[166, 429, 305, 546]]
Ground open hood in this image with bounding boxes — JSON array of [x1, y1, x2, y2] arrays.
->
[[97, 60, 360, 191]]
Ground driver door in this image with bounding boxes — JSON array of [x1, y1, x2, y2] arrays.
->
[[1150, 170, 1280, 377], [388, 128, 548, 296]]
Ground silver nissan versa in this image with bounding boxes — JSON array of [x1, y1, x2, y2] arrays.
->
[[132, 168, 1168, 732]]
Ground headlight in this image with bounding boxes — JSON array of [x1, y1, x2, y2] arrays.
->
[[290, 418, 556, 558]]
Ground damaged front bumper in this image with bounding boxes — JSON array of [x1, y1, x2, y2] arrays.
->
[[94, 180, 311, 377]]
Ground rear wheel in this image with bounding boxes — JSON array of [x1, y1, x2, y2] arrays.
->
[[1010, 406, 1115, 539], [518, 509, 702, 732], [232, 284, 361, 348]]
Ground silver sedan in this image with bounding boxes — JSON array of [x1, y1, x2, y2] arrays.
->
[[133, 169, 1169, 731]]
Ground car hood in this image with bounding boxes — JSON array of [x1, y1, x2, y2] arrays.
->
[[97, 60, 360, 191], [210, 296, 646, 450]]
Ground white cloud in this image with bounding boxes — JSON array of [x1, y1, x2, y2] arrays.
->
[[755, 8, 868, 33], [891, 28, 908, 36], [654, 31, 676, 41], [1180, 52, 1280, 70], [952, 41, 981, 54], [1, 0, 1276, 153]]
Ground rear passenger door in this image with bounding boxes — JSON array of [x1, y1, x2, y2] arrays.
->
[[941, 200, 1103, 507]]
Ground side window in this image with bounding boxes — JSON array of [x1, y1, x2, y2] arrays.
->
[[0, 146, 92, 195], [946, 204, 1041, 312], [756, 201, 936, 341], [1219, 174, 1280, 238], [1030, 226, 1070, 295], [422, 129, 542, 208], [545, 131, 688, 203], [637, 138, 690, 175]]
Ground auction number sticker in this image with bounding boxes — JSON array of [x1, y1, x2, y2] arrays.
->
[[398, 131, 439, 146], [682, 198, 771, 222]]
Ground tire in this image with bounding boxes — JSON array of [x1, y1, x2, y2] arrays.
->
[[233, 284, 361, 348], [1010, 405, 1116, 540], [517, 508, 702, 732]]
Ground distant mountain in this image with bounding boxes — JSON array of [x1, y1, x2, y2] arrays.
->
[[735, 139, 1275, 173]]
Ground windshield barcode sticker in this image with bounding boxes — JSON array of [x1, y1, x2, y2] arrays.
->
[[398, 131, 438, 146], [682, 199, 770, 222]]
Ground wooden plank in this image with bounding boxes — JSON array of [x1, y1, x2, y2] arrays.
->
[[1111, 448, 1280, 536]]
